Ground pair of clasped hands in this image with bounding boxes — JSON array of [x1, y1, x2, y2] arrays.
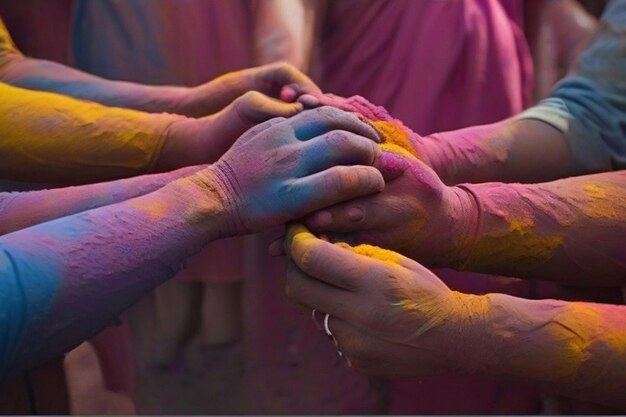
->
[[194, 65, 479, 379]]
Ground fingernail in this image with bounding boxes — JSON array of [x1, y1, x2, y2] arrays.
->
[[346, 207, 364, 222]]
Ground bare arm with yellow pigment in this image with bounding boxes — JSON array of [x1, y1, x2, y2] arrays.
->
[[0, 79, 307, 184], [284, 224, 626, 410], [301, 90, 626, 285], [0, 17, 318, 117], [305, 139, 626, 285]]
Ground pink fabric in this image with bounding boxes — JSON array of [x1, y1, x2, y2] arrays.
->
[[315, 0, 533, 135], [312, 0, 540, 413], [0, 0, 73, 64]]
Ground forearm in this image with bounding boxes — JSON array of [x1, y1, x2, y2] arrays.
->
[[452, 171, 626, 284], [470, 293, 626, 409], [0, 82, 202, 184], [420, 118, 572, 185], [0, 170, 226, 377], [0, 165, 204, 235], [0, 54, 189, 114]]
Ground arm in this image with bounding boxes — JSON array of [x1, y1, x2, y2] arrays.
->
[[0, 17, 319, 117], [0, 106, 384, 378], [305, 153, 626, 285], [417, 0, 625, 184], [0, 82, 302, 184], [284, 225, 626, 410], [0, 166, 203, 236]]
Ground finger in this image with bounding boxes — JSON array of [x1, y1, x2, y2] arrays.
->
[[280, 84, 321, 104], [287, 106, 382, 143], [285, 223, 379, 291], [286, 260, 362, 316], [235, 116, 288, 147], [268, 236, 286, 256], [297, 94, 321, 108], [298, 130, 380, 175], [234, 91, 303, 124], [291, 166, 384, 219], [254, 62, 321, 96]]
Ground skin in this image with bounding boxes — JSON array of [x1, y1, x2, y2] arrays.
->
[[0, 106, 385, 378], [0, 82, 301, 184], [284, 224, 626, 410], [0, 166, 203, 236], [304, 150, 626, 285], [0, 16, 320, 184], [0, 17, 319, 118]]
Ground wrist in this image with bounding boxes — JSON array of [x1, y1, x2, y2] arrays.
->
[[421, 185, 480, 268], [158, 117, 212, 170], [444, 292, 493, 374], [169, 166, 239, 239]]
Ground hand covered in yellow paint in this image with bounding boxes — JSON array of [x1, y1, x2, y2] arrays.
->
[[303, 152, 478, 267], [175, 62, 321, 117], [284, 223, 485, 377], [194, 107, 386, 236]]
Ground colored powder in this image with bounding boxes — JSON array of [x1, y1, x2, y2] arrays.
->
[[465, 218, 564, 271], [335, 241, 401, 265], [581, 183, 618, 219], [371, 120, 420, 159], [318, 94, 421, 159]]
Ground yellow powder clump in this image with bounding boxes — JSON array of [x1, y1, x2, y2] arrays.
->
[[370, 120, 420, 159], [466, 218, 564, 271], [335, 242, 402, 265]]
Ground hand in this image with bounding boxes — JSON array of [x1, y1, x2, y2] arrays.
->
[[190, 106, 386, 236], [176, 62, 321, 117], [283, 224, 488, 377], [303, 152, 478, 267], [167, 90, 306, 165]]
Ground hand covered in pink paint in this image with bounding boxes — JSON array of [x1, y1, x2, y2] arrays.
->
[[193, 106, 386, 236], [175, 62, 321, 117], [304, 152, 477, 267], [284, 224, 486, 377]]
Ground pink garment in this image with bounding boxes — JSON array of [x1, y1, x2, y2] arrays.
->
[[311, 0, 540, 413], [315, 0, 533, 135]]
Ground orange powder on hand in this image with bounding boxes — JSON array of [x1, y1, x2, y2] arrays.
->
[[370, 120, 421, 159], [336, 241, 402, 265]]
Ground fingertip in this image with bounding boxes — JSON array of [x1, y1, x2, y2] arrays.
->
[[280, 86, 298, 103], [298, 94, 321, 108], [285, 223, 315, 256]]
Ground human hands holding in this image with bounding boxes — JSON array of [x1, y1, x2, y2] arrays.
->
[[301, 152, 478, 267], [283, 224, 488, 377], [184, 106, 387, 237], [174, 62, 321, 117]]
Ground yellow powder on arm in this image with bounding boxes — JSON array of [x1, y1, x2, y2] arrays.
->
[[0, 82, 182, 182]]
